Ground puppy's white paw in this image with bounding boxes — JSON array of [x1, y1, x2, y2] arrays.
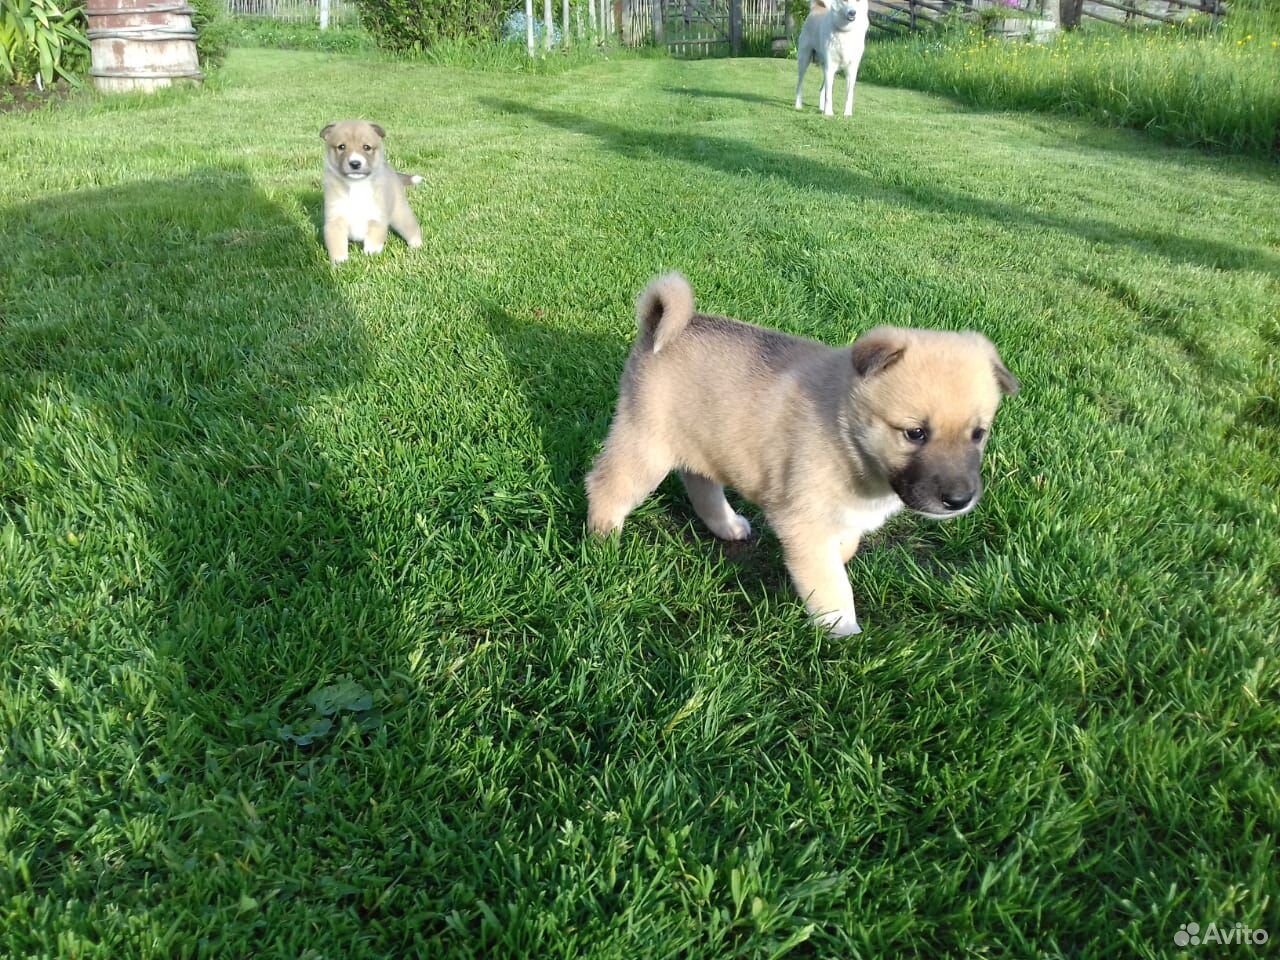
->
[[330, 253, 348, 266], [363, 242, 384, 255], [813, 610, 862, 636], [409, 174, 424, 185], [721, 513, 752, 541], [407, 236, 423, 249]]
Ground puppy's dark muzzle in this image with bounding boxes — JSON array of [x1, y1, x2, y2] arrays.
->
[[940, 489, 975, 512]]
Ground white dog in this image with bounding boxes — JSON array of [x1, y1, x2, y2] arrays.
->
[[795, 0, 869, 117]]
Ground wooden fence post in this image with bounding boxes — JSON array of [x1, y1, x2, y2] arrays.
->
[[729, 0, 742, 53], [525, 0, 535, 54], [318, 0, 328, 29], [652, 0, 664, 43], [909, 0, 917, 29]]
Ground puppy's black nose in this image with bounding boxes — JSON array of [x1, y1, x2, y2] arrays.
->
[[348, 158, 363, 168], [941, 490, 974, 511]]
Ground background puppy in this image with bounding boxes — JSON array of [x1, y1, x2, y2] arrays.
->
[[586, 273, 1019, 636], [795, 0, 869, 117], [320, 119, 423, 265]]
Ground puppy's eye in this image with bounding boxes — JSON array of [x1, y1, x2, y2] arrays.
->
[[337, 143, 346, 151], [972, 427, 987, 443], [904, 427, 928, 444], [362, 144, 372, 152]]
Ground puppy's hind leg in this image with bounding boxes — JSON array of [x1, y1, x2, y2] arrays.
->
[[681, 471, 751, 541], [391, 198, 422, 250], [585, 418, 671, 537]]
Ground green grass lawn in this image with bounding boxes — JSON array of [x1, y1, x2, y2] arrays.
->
[[1, 47, 1277, 957]]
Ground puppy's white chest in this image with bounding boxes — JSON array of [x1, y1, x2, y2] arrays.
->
[[840, 494, 902, 539], [333, 180, 381, 242]]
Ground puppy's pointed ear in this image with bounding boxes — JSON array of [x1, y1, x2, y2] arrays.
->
[[320, 123, 335, 141], [851, 327, 907, 378], [372, 123, 386, 139], [993, 360, 1020, 396], [810, 0, 827, 10]]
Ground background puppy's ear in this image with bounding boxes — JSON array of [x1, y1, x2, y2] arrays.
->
[[372, 123, 386, 139], [851, 327, 907, 378], [320, 123, 335, 141], [993, 360, 1020, 396]]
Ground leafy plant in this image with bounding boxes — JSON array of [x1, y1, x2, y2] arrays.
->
[[0, 0, 89, 87], [189, 0, 231, 70], [277, 677, 380, 747]]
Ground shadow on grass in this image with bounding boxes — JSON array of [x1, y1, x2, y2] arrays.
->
[[482, 97, 1280, 276], [661, 85, 785, 108], [0, 168, 422, 939]]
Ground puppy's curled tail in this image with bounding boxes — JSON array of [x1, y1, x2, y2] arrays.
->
[[399, 173, 424, 188], [636, 272, 694, 354]]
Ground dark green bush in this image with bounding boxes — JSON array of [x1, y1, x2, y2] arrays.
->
[[353, 0, 505, 52], [190, 0, 231, 70]]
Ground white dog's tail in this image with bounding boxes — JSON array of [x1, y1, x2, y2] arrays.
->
[[636, 272, 695, 354]]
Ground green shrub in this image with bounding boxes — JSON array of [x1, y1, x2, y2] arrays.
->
[[228, 16, 377, 53], [353, 0, 504, 52], [0, 0, 89, 86], [190, 0, 231, 71], [863, 20, 1280, 157]]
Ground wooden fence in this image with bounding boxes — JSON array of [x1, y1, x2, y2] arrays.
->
[[1079, 0, 1224, 28], [622, 0, 792, 55], [223, 0, 1227, 48], [225, 0, 361, 27]]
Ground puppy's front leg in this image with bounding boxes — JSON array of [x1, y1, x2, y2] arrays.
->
[[363, 220, 388, 255], [781, 534, 860, 635], [324, 217, 350, 264]]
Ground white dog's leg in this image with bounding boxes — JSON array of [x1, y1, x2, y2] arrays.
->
[[795, 49, 809, 110], [822, 63, 838, 116], [845, 51, 864, 116]]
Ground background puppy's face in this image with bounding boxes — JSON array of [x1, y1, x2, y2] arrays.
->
[[849, 327, 1018, 518], [320, 120, 387, 179]]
